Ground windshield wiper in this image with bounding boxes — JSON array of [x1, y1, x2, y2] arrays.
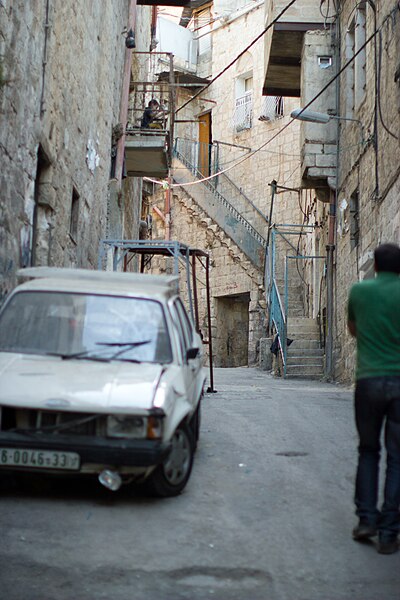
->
[[99, 340, 150, 361], [59, 341, 150, 361]]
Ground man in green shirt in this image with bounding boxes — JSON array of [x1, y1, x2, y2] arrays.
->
[[348, 243, 400, 554]]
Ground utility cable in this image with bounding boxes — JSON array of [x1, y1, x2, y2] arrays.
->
[[175, 0, 298, 114], [377, 28, 399, 140], [145, 21, 380, 189]]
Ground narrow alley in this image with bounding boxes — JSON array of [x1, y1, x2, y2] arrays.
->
[[0, 368, 398, 600]]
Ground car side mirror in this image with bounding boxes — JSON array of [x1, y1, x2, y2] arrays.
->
[[186, 347, 199, 361]]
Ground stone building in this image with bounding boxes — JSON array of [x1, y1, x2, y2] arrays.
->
[[263, 0, 400, 382], [0, 0, 153, 300], [146, 0, 320, 370]]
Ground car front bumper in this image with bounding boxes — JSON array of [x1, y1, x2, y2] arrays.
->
[[0, 431, 171, 470]]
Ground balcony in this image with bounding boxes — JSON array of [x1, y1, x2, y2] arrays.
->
[[262, 0, 326, 97], [124, 53, 175, 179]]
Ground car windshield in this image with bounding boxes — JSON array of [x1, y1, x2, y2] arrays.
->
[[0, 290, 173, 363]]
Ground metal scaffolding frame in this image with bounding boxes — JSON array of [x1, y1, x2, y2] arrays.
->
[[98, 239, 215, 393]]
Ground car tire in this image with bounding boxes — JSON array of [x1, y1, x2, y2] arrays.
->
[[145, 423, 194, 497]]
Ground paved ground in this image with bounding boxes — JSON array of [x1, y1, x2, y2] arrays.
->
[[0, 367, 399, 600]]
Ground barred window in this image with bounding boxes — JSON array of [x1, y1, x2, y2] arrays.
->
[[233, 74, 253, 132], [259, 96, 284, 122]]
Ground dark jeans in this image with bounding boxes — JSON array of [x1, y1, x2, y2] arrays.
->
[[355, 376, 400, 537]]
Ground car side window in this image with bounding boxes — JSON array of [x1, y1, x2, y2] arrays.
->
[[175, 299, 194, 348], [171, 300, 187, 360]]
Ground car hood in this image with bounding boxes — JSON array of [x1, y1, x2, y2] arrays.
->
[[0, 353, 169, 413]]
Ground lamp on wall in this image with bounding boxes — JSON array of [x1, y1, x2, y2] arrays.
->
[[290, 108, 364, 143]]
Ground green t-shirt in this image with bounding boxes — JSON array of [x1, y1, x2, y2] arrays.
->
[[347, 272, 400, 380]]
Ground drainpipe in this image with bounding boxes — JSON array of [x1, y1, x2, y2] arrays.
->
[[115, 0, 136, 185], [151, 6, 157, 48], [165, 174, 171, 240], [40, 0, 51, 118], [325, 198, 335, 379], [366, 0, 379, 199], [325, 16, 341, 380]]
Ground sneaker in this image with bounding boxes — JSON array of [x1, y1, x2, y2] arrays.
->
[[377, 536, 399, 555], [352, 521, 377, 541]]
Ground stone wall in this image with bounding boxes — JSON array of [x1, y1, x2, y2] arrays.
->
[[0, 0, 150, 301], [145, 1, 307, 368], [209, 3, 305, 230], [149, 183, 266, 367], [332, 0, 400, 383]]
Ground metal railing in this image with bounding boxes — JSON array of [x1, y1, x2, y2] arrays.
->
[[174, 138, 267, 249], [233, 92, 253, 131], [217, 170, 269, 224], [269, 278, 287, 376], [259, 96, 285, 122], [127, 52, 175, 139]]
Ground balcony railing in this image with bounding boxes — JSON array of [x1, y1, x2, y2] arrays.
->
[[259, 96, 284, 122], [122, 52, 175, 178], [233, 92, 253, 132]]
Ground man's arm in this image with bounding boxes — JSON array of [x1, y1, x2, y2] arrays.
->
[[347, 284, 357, 337], [348, 320, 357, 337]]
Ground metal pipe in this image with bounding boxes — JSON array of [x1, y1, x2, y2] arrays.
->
[[266, 180, 277, 247], [205, 254, 214, 393], [325, 12, 341, 380], [115, 0, 136, 184], [40, 0, 50, 117], [191, 254, 200, 333], [165, 175, 171, 240]]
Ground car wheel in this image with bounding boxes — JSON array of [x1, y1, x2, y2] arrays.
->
[[145, 424, 194, 497]]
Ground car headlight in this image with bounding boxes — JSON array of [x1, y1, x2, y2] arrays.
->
[[106, 415, 163, 439]]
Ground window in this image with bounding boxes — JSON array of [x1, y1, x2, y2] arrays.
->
[[233, 74, 253, 132], [69, 188, 79, 242], [195, 7, 212, 55], [259, 96, 284, 122], [346, 4, 366, 114], [318, 56, 332, 69]]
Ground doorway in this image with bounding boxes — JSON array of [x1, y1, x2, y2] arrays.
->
[[198, 111, 211, 177], [215, 292, 250, 367]]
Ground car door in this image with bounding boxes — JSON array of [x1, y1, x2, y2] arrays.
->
[[171, 298, 203, 408]]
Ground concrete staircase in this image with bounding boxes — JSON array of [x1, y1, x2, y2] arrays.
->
[[286, 317, 324, 379], [172, 155, 267, 270], [272, 232, 325, 380]]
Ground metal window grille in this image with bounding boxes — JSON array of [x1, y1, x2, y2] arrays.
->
[[259, 96, 284, 122], [233, 92, 253, 132]]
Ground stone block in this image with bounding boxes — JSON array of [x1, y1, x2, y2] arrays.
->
[[259, 337, 273, 371]]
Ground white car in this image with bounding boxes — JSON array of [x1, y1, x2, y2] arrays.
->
[[0, 268, 205, 497]]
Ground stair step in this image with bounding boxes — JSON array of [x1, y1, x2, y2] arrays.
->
[[287, 348, 324, 356], [288, 340, 322, 350], [286, 364, 324, 376], [287, 356, 324, 366], [287, 333, 320, 341], [285, 373, 324, 380], [288, 324, 320, 332], [288, 318, 317, 326]]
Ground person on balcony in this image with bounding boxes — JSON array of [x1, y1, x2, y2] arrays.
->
[[141, 99, 164, 130]]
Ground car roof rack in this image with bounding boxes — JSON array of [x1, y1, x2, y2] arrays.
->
[[17, 267, 179, 291]]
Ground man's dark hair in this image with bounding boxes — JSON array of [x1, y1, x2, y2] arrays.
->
[[374, 243, 400, 274]]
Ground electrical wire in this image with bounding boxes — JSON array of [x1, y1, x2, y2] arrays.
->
[[377, 28, 399, 140], [145, 12, 381, 191]]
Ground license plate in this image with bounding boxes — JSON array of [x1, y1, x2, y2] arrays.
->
[[0, 448, 80, 471]]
